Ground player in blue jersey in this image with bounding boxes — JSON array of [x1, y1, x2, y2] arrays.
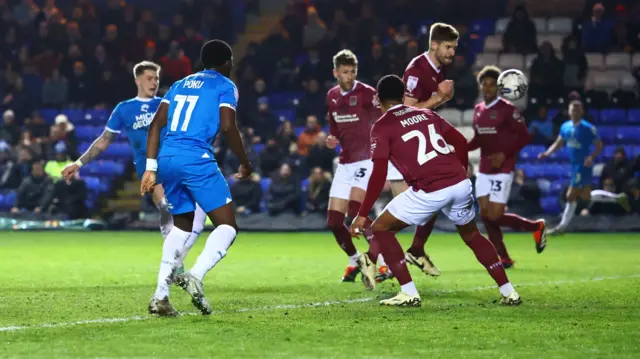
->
[[141, 40, 252, 316], [539, 100, 629, 235], [61, 61, 207, 276]]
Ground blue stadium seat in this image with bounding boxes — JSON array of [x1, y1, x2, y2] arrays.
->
[[550, 147, 570, 161], [274, 109, 295, 122], [630, 145, 640, 157], [469, 38, 484, 54], [550, 179, 566, 196], [260, 178, 272, 192], [602, 146, 617, 160], [627, 109, 640, 123], [547, 108, 559, 120], [521, 163, 544, 178], [536, 178, 551, 194], [598, 126, 617, 142], [40, 108, 59, 124], [588, 109, 600, 123], [62, 109, 84, 123], [85, 108, 110, 122], [470, 19, 495, 36], [268, 92, 303, 109], [301, 179, 309, 192], [103, 143, 131, 158], [599, 109, 626, 124], [80, 161, 124, 177], [616, 126, 640, 143], [294, 126, 305, 138], [540, 196, 561, 215], [83, 176, 102, 194], [1, 190, 16, 209], [226, 175, 237, 188], [75, 126, 95, 141], [253, 143, 265, 153], [520, 145, 545, 161]]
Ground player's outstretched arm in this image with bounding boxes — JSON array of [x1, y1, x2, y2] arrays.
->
[[538, 136, 565, 159], [443, 126, 469, 170], [350, 159, 388, 237], [61, 130, 116, 180], [220, 106, 252, 179]]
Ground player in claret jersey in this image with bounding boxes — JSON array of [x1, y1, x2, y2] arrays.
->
[[325, 50, 389, 282], [468, 66, 546, 268], [349, 75, 521, 307], [395, 22, 458, 278]]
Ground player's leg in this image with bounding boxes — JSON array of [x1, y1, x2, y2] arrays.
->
[[175, 203, 207, 274], [585, 167, 630, 211], [441, 179, 521, 305], [475, 173, 513, 266], [151, 183, 174, 240], [389, 179, 440, 276], [550, 165, 585, 235], [176, 164, 236, 315], [328, 163, 361, 281], [486, 173, 547, 254]]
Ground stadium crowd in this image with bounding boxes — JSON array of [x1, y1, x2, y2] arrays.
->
[[1, 0, 640, 219]]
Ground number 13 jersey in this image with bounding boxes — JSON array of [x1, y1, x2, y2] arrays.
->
[[160, 69, 239, 160], [370, 104, 467, 193]]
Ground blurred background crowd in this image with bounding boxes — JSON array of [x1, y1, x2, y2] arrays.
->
[[1, 0, 640, 222]]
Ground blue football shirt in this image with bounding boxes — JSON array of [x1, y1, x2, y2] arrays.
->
[[559, 119, 598, 164]]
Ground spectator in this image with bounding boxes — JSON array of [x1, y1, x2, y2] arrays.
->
[[273, 55, 297, 91], [284, 142, 305, 175], [529, 42, 564, 102], [45, 142, 72, 182], [307, 132, 336, 174], [600, 147, 631, 193], [181, 27, 204, 67], [561, 36, 588, 94], [50, 114, 78, 160], [155, 25, 172, 60], [528, 106, 555, 145], [160, 41, 192, 85], [611, 18, 632, 52], [15, 130, 42, 158], [353, 3, 383, 55], [26, 111, 50, 140], [0, 140, 23, 189], [4, 77, 30, 121], [42, 68, 69, 107], [259, 137, 282, 177], [305, 167, 331, 213], [298, 48, 330, 86], [627, 178, 640, 215], [102, 24, 123, 61], [298, 78, 326, 122], [303, 7, 327, 49], [502, 5, 538, 54], [11, 161, 53, 214], [297, 115, 321, 156], [507, 169, 542, 217], [230, 173, 263, 215], [251, 97, 279, 140], [267, 163, 301, 216], [448, 55, 478, 109], [68, 61, 94, 107], [40, 171, 87, 219], [581, 2, 613, 53], [276, 120, 297, 154], [238, 78, 267, 126], [0, 110, 20, 146]]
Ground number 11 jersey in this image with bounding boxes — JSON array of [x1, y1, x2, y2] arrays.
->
[[159, 69, 238, 160], [370, 104, 467, 193]]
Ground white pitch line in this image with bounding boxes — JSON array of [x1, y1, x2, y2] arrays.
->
[[1, 274, 638, 333]]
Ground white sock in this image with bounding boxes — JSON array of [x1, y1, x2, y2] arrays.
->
[[176, 204, 207, 267], [156, 197, 173, 240], [189, 224, 237, 282], [401, 281, 418, 296], [377, 254, 387, 267], [590, 190, 624, 204], [499, 283, 515, 297], [557, 201, 577, 230], [153, 227, 191, 299], [348, 252, 360, 266]]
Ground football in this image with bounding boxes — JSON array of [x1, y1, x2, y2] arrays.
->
[[497, 69, 528, 101]]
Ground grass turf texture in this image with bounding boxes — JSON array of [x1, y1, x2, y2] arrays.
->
[[1, 231, 639, 358]]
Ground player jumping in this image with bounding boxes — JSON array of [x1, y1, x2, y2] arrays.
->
[[468, 66, 546, 267], [539, 100, 630, 235], [324, 49, 389, 282], [392, 22, 458, 277], [142, 40, 252, 316], [61, 61, 206, 276], [349, 75, 521, 307]]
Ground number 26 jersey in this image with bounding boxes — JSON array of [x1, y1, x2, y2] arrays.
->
[[370, 104, 467, 193]]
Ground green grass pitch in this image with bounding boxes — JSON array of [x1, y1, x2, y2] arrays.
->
[[1, 231, 639, 358]]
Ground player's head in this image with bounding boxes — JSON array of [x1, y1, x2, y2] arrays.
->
[[429, 23, 458, 66], [376, 74, 405, 112], [569, 100, 584, 121], [333, 49, 358, 91], [201, 39, 233, 77], [133, 61, 160, 98], [477, 65, 501, 102]]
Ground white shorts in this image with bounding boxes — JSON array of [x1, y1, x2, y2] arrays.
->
[[386, 162, 404, 181], [329, 160, 374, 200], [384, 179, 475, 226], [475, 172, 514, 204]]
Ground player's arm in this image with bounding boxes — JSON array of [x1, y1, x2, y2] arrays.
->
[[441, 120, 469, 170], [587, 129, 603, 166], [467, 125, 480, 152], [79, 130, 117, 164], [503, 110, 531, 158], [356, 124, 389, 220], [404, 92, 449, 110], [539, 135, 565, 159], [146, 102, 168, 161]]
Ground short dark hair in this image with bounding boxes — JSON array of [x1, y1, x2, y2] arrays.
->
[[201, 39, 233, 68], [477, 65, 501, 84], [133, 61, 160, 78], [376, 75, 405, 103], [429, 23, 459, 43], [333, 49, 358, 69]]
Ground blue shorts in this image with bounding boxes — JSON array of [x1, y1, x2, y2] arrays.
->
[[570, 164, 593, 188], [158, 155, 231, 215]]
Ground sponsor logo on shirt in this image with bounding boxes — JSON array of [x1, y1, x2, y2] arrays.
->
[[476, 126, 498, 134], [134, 112, 156, 129], [332, 112, 360, 123]]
